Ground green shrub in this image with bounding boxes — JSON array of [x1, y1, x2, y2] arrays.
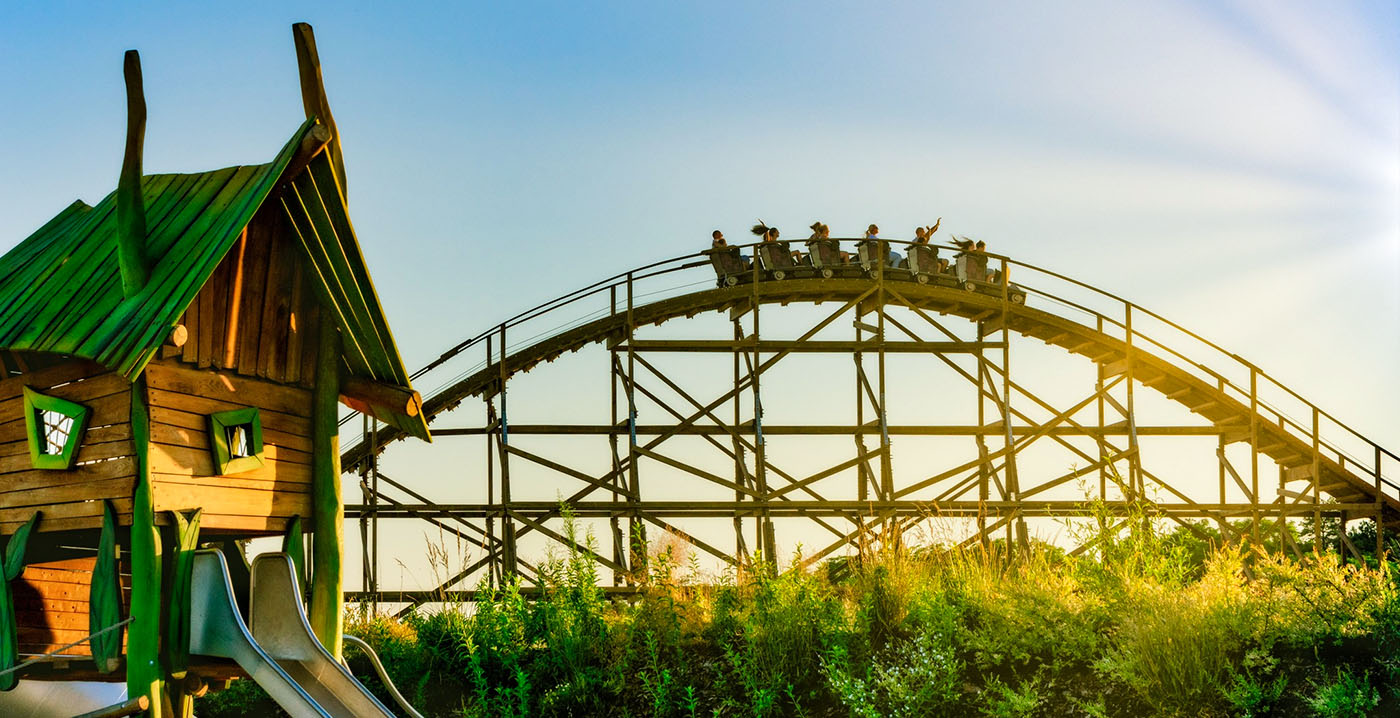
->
[[1220, 649, 1286, 718], [823, 631, 963, 718], [1306, 668, 1380, 718], [978, 676, 1042, 717]]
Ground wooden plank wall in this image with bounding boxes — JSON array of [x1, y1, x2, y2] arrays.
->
[[14, 556, 130, 657], [146, 360, 314, 535], [175, 206, 322, 388], [0, 361, 135, 534]]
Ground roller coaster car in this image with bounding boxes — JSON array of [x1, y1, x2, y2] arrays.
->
[[906, 244, 954, 286], [955, 253, 1026, 304], [704, 246, 752, 287], [757, 241, 804, 280], [855, 240, 911, 279]]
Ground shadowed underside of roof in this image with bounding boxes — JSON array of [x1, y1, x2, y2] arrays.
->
[[0, 118, 429, 441]]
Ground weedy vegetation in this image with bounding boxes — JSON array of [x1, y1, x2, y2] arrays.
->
[[198, 502, 1400, 717]]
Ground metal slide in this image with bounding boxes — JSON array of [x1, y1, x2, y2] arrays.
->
[[189, 550, 396, 718]]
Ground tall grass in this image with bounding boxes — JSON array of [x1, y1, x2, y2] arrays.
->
[[198, 505, 1400, 718]]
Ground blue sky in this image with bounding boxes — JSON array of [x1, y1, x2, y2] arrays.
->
[[2, 2, 1398, 567]]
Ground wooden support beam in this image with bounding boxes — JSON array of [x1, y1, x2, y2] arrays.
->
[[617, 339, 1002, 354], [309, 320, 343, 658], [432, 423, 1229, 437], [127, 379, 163, 716], [340, 375, 422, 419], [349, 500, 1386, 519], [1284, 465, 1314, 482], [117, 50, 149, 296]]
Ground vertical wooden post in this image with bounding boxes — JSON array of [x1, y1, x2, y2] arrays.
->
[[358, 414, 371, 600], [625, 273, 647, 571], [1124, 306, 1144, 540], [751, 287, 773, 560], [128, 378, 164, 716], [733, 318, 749, 562], [497, 326, 516, 579], [610, 286, 625, 583], [1376, 445, 1385, 559], [310, 320, 343, 658], [1249, 368, 1260, 544], [975, 323, 990, 551], [1001, 263, 1025, 552], [1096, 316, 1108, 508], [117, 50, 150, 296], [369, 418, 379, 609], [854, 318, 869, 534], [1311, 409, 1321, 552], [484, 336, 496, 586]]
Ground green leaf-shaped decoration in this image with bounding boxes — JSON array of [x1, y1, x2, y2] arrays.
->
[[89, 501, 123, 674], [282, 514, 306, 596], [2, 512, 39, 582], [163, 509, 202, 678], [0, 510, 40, 691]]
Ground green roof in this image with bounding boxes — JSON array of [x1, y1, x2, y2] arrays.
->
[[0, 119, 430, 441]]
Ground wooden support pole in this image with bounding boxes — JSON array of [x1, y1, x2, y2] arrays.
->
[[484, 336, 497, 586], [498, 325, 517, 579], [117, 50, 150, 296], [310, 320, 343, 658], [609, 289, 625, 582], [292, 23, 346, 197], [1249, 369, 1260, 544], [732, 318, 748, 563], [127, 378, 164, 716]]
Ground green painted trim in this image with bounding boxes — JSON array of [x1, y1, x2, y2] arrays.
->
[[0, 511, 39, 692], [206, 407, 265, 475], [128, 378, 164, 717], [161, 509, 201, 679], [309, 321, 343, 658], [90, 501, 122, 673], [21, 386, 89, 470], [282, 514, 306, 596]]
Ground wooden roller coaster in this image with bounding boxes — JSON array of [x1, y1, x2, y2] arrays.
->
[[341, 240, 1400, 606]]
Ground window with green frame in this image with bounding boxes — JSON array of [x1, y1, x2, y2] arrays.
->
[[208, 407, 265, 475], [22, 386, 90, 470]]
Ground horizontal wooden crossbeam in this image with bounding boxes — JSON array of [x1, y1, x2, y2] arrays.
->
[[615, 339, 1004, 353], [432, 424, 1228, 437], [348, 500, 1379, 519]]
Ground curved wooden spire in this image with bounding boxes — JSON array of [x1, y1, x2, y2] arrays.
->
[[117, 49, 149, 296], [292, 23, 347, 199]]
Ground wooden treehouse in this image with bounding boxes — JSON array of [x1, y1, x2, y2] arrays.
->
[[0, 23, 428, 717]]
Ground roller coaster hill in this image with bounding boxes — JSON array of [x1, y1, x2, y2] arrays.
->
[[339, 229, 1400, 607]]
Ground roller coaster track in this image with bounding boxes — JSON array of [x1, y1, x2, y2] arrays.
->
[[342, 240, 1399, 598]]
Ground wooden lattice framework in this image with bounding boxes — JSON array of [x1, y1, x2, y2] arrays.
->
[[343, 241, 1400, 606]]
